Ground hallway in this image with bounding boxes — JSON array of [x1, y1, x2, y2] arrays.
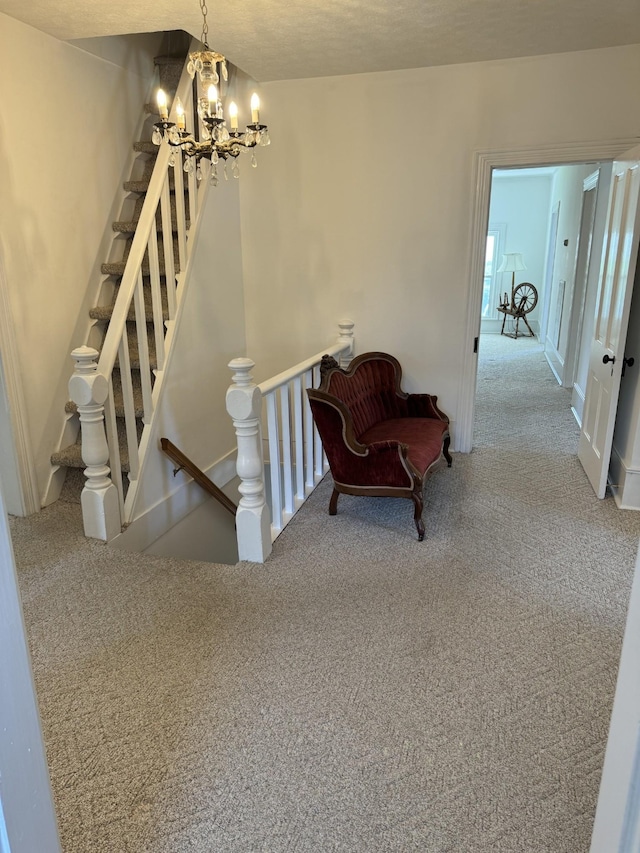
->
[[9, 339, 640, 852]]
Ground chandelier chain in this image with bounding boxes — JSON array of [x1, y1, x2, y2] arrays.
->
[[199, 0, 209, 46]]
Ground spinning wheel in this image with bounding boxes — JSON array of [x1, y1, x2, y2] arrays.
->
[[513, 282, 538, 314], [497, 282, 539, 339]]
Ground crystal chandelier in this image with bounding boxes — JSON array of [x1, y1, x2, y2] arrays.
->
[[152, 0, 270, 185]]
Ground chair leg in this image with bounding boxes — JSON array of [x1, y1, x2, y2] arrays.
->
[[329, 488, 340, 516], [412, 492, 425, 541], [443, 436, 452, 467]]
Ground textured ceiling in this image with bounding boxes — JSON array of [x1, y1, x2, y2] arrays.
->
[[2, 0, 640, 81]]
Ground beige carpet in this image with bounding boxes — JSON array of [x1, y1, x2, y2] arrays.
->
[[11, 335, 640, 852]]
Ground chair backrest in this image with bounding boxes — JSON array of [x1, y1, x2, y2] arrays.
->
[[321, 352, 409, 438]]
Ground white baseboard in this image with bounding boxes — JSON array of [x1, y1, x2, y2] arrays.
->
[[544, 337, 564, 385], [571, 383, 585, 428], [609, 446, 640, 511], [109, 449, 238, 552], [480, 318, 540, 336]]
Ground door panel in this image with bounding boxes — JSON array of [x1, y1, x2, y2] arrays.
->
[[579, 146, 640, 498]]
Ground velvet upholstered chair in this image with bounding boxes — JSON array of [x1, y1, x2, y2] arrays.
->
[[307, 352, 451, 540]]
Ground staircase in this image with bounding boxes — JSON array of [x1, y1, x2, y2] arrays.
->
[[50, 42, 209, 532]]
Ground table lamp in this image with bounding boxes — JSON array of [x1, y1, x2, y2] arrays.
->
[[497, 253, 526, 309]]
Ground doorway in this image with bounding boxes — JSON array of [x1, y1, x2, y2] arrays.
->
[[476, 163, 607, 443], [457, 138, 638, 455]]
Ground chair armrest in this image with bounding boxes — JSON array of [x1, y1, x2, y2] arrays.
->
[[366, 439, 407, 454], [407, 394, 449, 423], [346, 440, 418, 488]]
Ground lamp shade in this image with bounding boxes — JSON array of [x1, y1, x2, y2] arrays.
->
[[497, 252, 526, 273]]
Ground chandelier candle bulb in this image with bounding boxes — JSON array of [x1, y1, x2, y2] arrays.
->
[[208, 84, 217, 116], [251, 93, 260, 124], [175, 99, 186, 130], [228, 101, 239, 130], [156, 89, 169, 120]]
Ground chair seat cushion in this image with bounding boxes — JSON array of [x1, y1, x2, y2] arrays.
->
[[359, 418, 448, 476]]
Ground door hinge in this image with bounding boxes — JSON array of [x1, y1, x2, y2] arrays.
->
[[473, 336, 479, 354]]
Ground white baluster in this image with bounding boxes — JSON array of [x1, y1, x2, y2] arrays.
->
[[226, 358, 272, 563], [313, 364, 323, 480], [304, 367, 315, 492], [266, 391, 283, 532], [337, 319, 355, 368], [68, 346, 120, 541], [292, 375, 305, 503]]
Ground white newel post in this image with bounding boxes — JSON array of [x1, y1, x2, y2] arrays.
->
[[337, 319, 355, 368], [68, 346, 120, 541], [226, 358, 272, 563]]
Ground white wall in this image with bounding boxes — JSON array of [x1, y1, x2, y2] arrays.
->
[[543, 164, 596, 379], [485, 172, 552, 333], [0, 13, 160, 505], [239, 44, 640, 447]]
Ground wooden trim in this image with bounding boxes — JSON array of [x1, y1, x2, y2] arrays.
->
[[160, 438, 237, 517]]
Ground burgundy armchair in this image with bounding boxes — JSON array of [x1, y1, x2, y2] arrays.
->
[[307, 352, 451, 540]]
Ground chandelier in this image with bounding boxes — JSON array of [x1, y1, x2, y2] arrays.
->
[[152, 0, 270, 185]]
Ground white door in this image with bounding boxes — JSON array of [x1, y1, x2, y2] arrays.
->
[[578, 146, 640, 498]]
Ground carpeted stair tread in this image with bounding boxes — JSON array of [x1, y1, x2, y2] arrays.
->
[[124, 173, 177, 194], [101, 234, 181, 277], [112, 216, 189, 235], [155, 55, 185, 67], [101, 258, 179, 277], [133, 141, 159, 154], [155, 55, 184, 93], [120, 329, 158, 371], [90, 284, 170, 323], [53, 407, 143, 473], [113, 191, 190, 234]]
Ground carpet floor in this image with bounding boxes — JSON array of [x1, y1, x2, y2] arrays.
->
[[10, 335, 640, 852]]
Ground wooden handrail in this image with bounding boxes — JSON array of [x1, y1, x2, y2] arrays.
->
[[160, 438, 237, 517], [258, 342, 349, 396]]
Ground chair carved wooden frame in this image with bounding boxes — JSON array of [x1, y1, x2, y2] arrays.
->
[[307, 352, 451, 540]]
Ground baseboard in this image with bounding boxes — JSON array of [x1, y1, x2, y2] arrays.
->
[[480, 319, 503, 335], [109, 449, 238, 552], [571, 383, 585, 428], [544, 338, 564, 385], [609, 446, 640, 510], [480, 319, 540, 337]]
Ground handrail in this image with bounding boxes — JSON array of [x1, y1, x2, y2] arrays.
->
[[97, 54, 197, 379], [258, 342, 346, 396], [160, 438, 237, 517]]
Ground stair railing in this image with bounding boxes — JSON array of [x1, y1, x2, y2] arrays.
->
[[160, 437, 237, 517], [226, 321, 355, 562], [69, 43, 209, 541]]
